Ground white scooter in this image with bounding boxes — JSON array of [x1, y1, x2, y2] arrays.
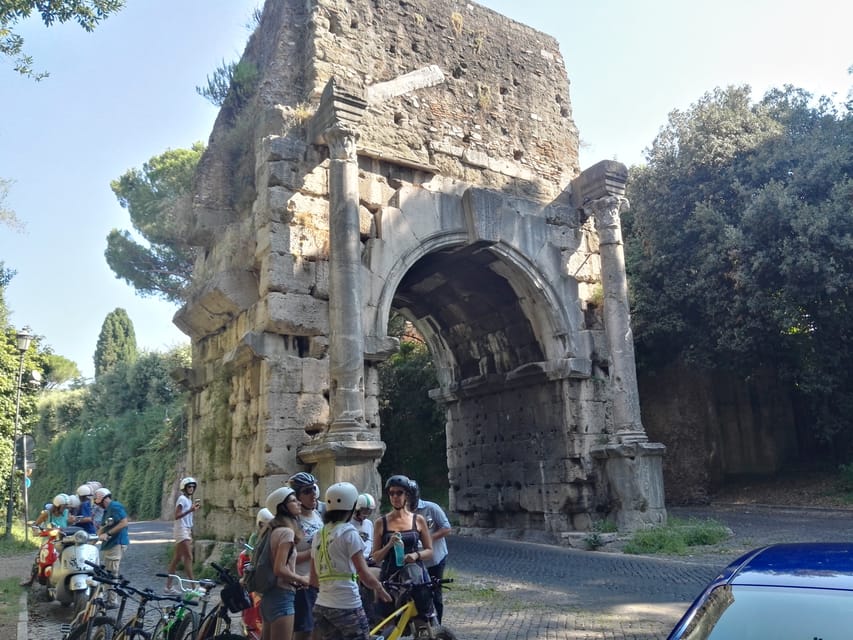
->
[[47, 526, 100, 614]]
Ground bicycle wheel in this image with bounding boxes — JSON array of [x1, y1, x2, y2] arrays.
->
[[172, 610, 199, 640], [124, 630, 152, 640], [64, 616, 116, 640], [210, 634, 248, 640], [433, 626, 458, 640]]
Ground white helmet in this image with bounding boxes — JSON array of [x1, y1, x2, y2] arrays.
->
[[86, 480, 102, 491], [325, 482, 359, 511], [94, 488, 112, 503], [356, 493, 376, 510], [67, 494, 81, 509], [256, 508, 274, 526], [53, 493, 70, 508], [266, 487, 296, 514], [180, 477, 197, 491], [77, 484, 93, 498]]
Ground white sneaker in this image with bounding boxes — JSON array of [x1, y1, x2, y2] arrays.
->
[[164, 586, 180, 595]]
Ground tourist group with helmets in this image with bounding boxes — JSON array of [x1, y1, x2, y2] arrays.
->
[[247, 471, 451, 640], [20, 480, 129, 607], [22, 471, 451, 640]]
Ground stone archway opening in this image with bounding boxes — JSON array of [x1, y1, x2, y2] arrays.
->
[[392, 243, 545, 388], [386, 241, 592, 533]]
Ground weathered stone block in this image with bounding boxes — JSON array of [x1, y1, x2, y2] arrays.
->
[[256, 292, 330, 336]]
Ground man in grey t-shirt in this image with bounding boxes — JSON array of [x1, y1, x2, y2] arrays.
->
[[410, 480, 452, 623]]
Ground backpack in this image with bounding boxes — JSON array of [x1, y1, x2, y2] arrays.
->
[[243, 526, 279, 595]]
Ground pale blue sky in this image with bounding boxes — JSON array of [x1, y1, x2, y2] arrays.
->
[[1, 0, 850, 379]]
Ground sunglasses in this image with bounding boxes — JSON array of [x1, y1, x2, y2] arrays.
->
[[388, 489, 406, 497]]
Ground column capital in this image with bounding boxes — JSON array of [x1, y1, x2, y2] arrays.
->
[[589, 195, 630, 245], [324, 124, 359, 161]]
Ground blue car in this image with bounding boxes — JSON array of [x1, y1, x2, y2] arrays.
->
[[668, 542, 853, 639]]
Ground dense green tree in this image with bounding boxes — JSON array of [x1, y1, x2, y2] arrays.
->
[[31, 346, 189, 519], [377, 335, 448, 492], [625, 84, 853, 454], [93, 308, 137, 378], [1, 0, 124, 80], [105, 144, 203, 303]]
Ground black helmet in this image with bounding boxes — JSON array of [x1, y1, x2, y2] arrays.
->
[[288, 472, 318, 490], [408, 479, 421, 510], [384, 474, 411, 492]]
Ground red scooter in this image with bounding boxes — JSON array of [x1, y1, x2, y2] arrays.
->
[[35, 526, 61, 585], [237, 541, 262, 640]]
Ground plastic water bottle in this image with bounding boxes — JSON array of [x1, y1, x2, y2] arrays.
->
[[393, 533, 404, 566]]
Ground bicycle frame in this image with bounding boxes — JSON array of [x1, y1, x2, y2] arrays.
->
[[370, 598, 420, 640]]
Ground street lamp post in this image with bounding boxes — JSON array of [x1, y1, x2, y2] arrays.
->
[[4, 329, 33, 539]]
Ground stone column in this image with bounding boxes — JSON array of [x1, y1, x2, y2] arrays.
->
[[299, 78, 385, 489], [588, 194, 645, 444], [325, 124, 366, 435], [572, 160, 667, 531]]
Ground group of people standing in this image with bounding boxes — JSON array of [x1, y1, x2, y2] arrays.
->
[[21, 481, 130, 600], [250, 471, 451, 640]]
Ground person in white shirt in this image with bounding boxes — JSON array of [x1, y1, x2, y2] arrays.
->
[[310, 483, 390, 640], [352, 493, 376, 560], [165, 476, 200, 593], [289, 471, 324, 640]]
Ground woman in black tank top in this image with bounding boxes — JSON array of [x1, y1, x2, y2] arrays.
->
[[371, 475, 433, 581]]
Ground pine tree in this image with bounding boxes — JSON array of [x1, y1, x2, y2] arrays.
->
[[93, 308, 138, 378]]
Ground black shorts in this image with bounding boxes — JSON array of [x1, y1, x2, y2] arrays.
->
[[294, 586, 318, 632]]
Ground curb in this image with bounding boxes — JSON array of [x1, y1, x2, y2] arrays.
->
[[17, 591, 27, 640]]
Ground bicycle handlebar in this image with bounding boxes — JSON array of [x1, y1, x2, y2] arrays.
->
[[210, 561, 239, 585]]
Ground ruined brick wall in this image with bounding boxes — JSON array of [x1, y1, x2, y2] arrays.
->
[[640, 363, 799, 504], [307, 0, 579, 197]]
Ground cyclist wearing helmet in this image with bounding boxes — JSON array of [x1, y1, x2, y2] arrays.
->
[[249, 507, 275, 548], [371, 475, 433, 582], [165, 476, 200, 593], [409, 479, 452, 623], [310, 483, 390, 640], [31, 493, 71, 529], [352, 493, 376, 560], [95, 488, 129, 607], [288, 471, 323, 640], [73, 484, 97, 534], [21, 493, 71, 587], [258, 486, 310, 640]]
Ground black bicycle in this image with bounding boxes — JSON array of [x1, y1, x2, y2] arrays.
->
[[190, 562, 251, 640], [62, 564, 130, 640]]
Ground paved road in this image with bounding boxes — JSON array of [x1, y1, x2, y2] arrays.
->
[[25, 504, 853, 640]]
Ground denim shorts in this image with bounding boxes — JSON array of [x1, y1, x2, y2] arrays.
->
[[294, 586, 318, 632], [260, 587, 296, 622]]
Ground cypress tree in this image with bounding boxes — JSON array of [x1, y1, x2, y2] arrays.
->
[[93, 308, 138, 378]]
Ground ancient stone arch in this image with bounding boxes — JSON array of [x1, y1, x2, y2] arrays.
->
[[173, 0, 666, 539]]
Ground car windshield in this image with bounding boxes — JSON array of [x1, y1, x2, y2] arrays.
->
[[681, 585, 853, 639]]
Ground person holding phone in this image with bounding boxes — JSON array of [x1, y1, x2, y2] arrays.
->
[[165, 476, 200, 593]]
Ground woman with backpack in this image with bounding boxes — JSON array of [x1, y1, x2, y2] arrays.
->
[[258, 486, 311, 640], [310, 482, 390, 640]]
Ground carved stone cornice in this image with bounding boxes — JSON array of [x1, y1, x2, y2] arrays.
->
[[308, 77, 367, 146]]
